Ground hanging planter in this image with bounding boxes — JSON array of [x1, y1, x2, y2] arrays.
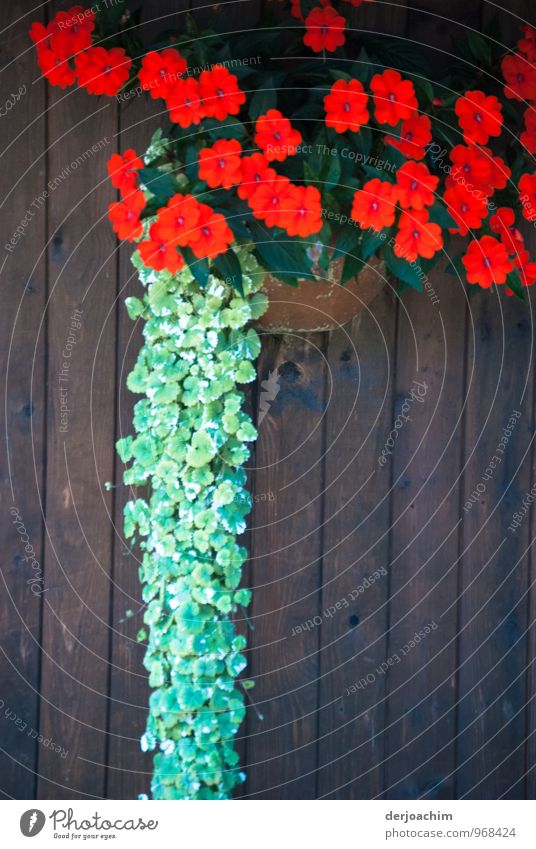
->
[[258, 255, 386, 332], [29, 0, 536, 800]]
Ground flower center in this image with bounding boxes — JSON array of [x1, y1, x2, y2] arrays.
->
[[483, 257, 492, 268], [461, 203, 469, 213], [218, 158, 226, 169], [404, 131, 413, 141], [273, 131, 282, 141], [216, 88, 224, 97], [176, 215, 184, 226], [343, 102, 351, 112], [104, 65, 112, 74], [474, 112, 482, 123], [388, 92, 396, 101], [202, 226, 210, 237], [371, 201, 379, 211], [517, 73, 525, 82], [413, 229, 420, 239], [320, 24, 328, 34], [410, 179, 418, 191]]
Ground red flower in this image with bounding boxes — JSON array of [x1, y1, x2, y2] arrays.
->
[[385, 114, 432, 160], [502, 53, 536, 101], [51, 6, 95, 52], [462, 236, 513, 288], [304, 5, 346, 53], [443, 185, 488, 236], [107, 149, 144, 197], [455, 91, 503, 145], [155, 194, 201, 247], [237, 154, 276, 200], [279, 186, 323, 237], [30, 7, 95, 58], [75, 47, 132, 96], [395, 161, 438, 210], [518, 26, 536, 62], [351, 178, 396, 230], [188, 205, 234, 259], [324, 79, 369, 133], [167, 78, 204, 128], [519, 172, 536, 222], [108, 190, 146, 242], [490, 208, 524, 252], [138, 222, 185, 274], [483, 148, 511, 192], [394, 210, 443, 262], [138, 49, 187, 100], [254, 109, 302, 162], [248, 176, 294, 228], [198, 139, 242, 189], [370, 70, 417, 126], [198, 65, 246, 120], [514, 249, 536, 288], [521, 107, 536, 153], [34, 47, 76, 88], [449, 145, 493, 193]]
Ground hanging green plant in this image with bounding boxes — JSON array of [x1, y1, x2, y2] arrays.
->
[[116, 246, 267, 799]]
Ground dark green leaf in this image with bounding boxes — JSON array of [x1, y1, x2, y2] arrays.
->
[[382, 244, 423, 291], [506, 268, 525, 300], [362, 228, 387, 260], [204, 119, 247, 140], [248, 78, 278, 119], [250, 223, 309, 286], [182, 246, 209, 288], [213, 250, 244, 295], [139, 168, 177, 202], [341, 252, 365, 284], [428, 202, 458, 230]]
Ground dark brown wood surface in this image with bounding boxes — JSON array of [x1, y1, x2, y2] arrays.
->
[[1, 0, 535, 800]]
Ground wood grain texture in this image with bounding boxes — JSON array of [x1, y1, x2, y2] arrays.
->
[[245, 333, 326, 798], [455, 0, 535, 801], [316, 286, 397, 799], [0, 0, 47, 800], [381, 0, 484, 799], [36, 0, 118, 795], [1, 0, 535, 802]]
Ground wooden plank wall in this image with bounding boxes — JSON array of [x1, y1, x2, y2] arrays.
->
[[0, 0, 535, 800]]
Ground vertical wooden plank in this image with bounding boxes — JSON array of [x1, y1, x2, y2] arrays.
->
[[383, 0, 482, 800], [0, 0, 47, 799], [316, 0, 407, 800], [316, 288, 396, 799], [245, 333, 326, 798], [384, 272, 466, 800], [457, 1, 535, 800], [36, 0, 118, 798]]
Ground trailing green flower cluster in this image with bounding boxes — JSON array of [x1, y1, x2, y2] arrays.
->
[[116, 246, 267, 799]]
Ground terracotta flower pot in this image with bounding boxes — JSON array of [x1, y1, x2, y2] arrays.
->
[[256, 255, 387, 333]]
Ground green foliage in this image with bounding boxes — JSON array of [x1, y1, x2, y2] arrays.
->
[[120, 246, 266, 799]]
